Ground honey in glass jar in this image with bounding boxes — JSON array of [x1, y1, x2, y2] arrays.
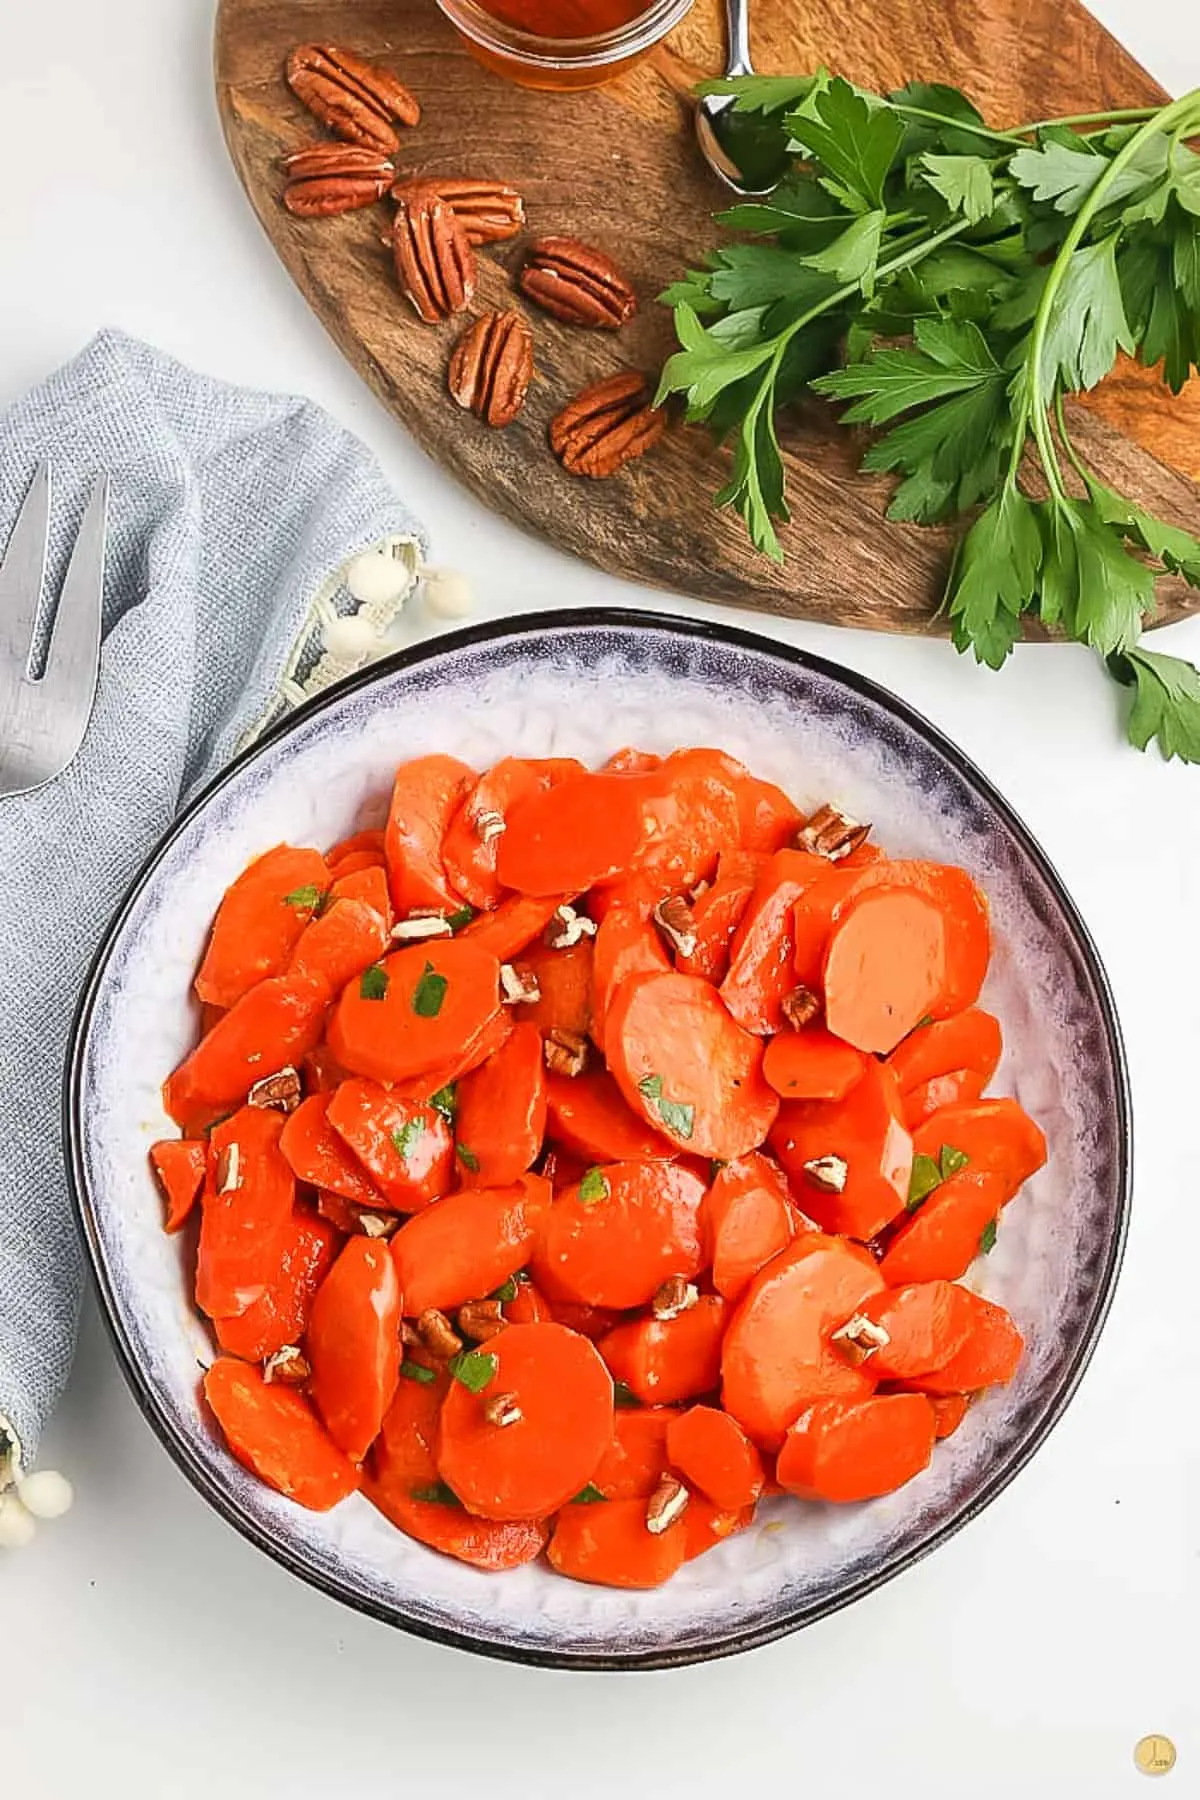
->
[[434, 0, 696, 90]]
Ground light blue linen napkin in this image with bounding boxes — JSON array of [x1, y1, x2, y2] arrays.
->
[[0, 329, 423, 1483]]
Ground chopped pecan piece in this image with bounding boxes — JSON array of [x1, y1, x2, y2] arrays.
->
[[500, 961, 541, 1005], [481, 1390, 522, 1428], [520, 236, 637, 329], [457, 1298, 506, 1342], [358, 1212, 396, 1239], [780, 984, 822, 1030], [246, 1066, 302, 1113], [830, 1313, 891, 1367], [215, 1142, 241, 1194], [544, 1028, 589, 1077], [646, 1474, 689, 1534], [448, 310, 534, 428], [550, 372, 665, 479], [803, 1154, 848, 1194], [262, 1345, 311, 1385], [392, 909, 453, 941], [417, 1308, 463, 1358], [796, 804, 872, 861], [394, 175, 525, 245], [286, 44, 419, 152], [651, 1276, 698, 1321], [545, 903, 597, 949], [652, 894, 698, 959], [392, 182, 475, 323]]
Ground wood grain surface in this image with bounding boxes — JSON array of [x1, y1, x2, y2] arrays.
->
[[215, 0, 1200, 633]]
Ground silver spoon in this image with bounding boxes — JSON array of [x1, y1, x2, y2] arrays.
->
[[694, 0, 786, 197]]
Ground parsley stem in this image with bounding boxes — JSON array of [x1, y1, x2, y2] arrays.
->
[[1011, 105, 1163, 134], [887, 103, 1028, 148], [1053, 389, 1094, 492]]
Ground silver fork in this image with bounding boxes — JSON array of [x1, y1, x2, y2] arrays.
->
[[0, 462, 107, 798]]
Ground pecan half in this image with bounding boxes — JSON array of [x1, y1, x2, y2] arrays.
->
[[520, 237, 637, 329], [286, 44, 419, 152], [544, 1028, 589, 1077], [448, 310, 534, 428], [796, 804, 872, 862], [803, 1154, 848, 1194], [780, 984, 821, 1030], [457, 1298, 506, 1342], [283, 143, 395, 182], [550, 373, 665, 479], [417, 1308, 463, 1358], [284, 174, 394, 217], [481, 1390, 522, 1428], [394, 175, 524, 246], [646, 1475, 689, 1534], [651, 1276, 698, 1321], [652, 894, 698, 960], [247, 1065, 302, 1112], [262, 1345, 311, 1385], [392, 183, 475, 323]]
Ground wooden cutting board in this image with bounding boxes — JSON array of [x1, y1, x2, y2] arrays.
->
[[215, 0, 1200, 634]]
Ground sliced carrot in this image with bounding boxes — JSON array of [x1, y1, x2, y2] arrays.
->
[[704, 1152, 796, 1302], [676, 854, 762, 985], [515, 937, 595, 1040], [325, 1078, 455, 1210], [879, 1168, 1009, 1285], [762, 1026, 867, 1101], [911, 1293, 1024, 1393], [390, 1177, 549, 1316], [286, 896, 391, 1000], [721, 1235, 884, 1450], [457, 893, 566, 961], [901, 1068, 987, 1129], [546, 1299, 621, 1341], [531, 1160, 706, 1309], [149, 1138, 207, 1234], [199, 1002, 226, 1037], [733, 774, 803, 854], [548, 1495, 686, 1588], [545, 1068, 673, 1164], [666, 1405, 764, 1511], [638, 748, 742, 888], [393, 1005, 515, 1102], [886, 1006, 1003, 1094], [769, 1062, 913, 1241], [859, 1280, 976, 1381], [590, 900, 670, 1053], [605, 747, 662, 773], [163, 971, 328, 1131], [214, 1209, 339, 1362], [442, 756, 584, 910], [590, 1408, 672, 1499], [327, 938, 500, 1085], [306, 1236, 402, 1461], [326, 850, 384, 881], [791, 862, 870, 987], [438, 1321, 613, 1519], [684, 1495, 755, 1561], [497, 769, 671, 895], [585, 870, 668, 925], [301, 1041, 351, 1094], [606, 970, 779, 1161], [329, 862, 392, 926], [830, 860, 990, 1022], [502, 1278, 553, 1325], [776, 1393, 936, 1501], [930, 1392, 971, 1438], [720, 848, 828, 1034], [454, 1021, 547, 1187], [279, 1093, 390, 1210], [822, 886, 948, 1054], [538, 1145, 591, 1194], [203, 1356, 359, 1511], [195, 844, 331, 1010], [327, 828, 386, 865], [195, 1108, 296, 1319], [912, 1098, 1047, 1202], [599, 1295, 727, 1405], [384, 754, 475, 915]]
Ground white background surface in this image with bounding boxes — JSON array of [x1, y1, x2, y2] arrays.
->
[[2, 2, 1198, 1795]]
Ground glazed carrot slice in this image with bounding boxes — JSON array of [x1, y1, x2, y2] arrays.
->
[[721, 1235, 884, 1450], [458, 893, 566, 961], [286, 896, 391, 1000], [545, 1069, 673, 1164], [326, 1078, 455, 1210], [384, 754, 475, 915], [879, 1168, 1009, 1285], [502, 1278, 553, 1325], [776, 1393, 936, 1501], [454, 1021, 548, 1187], [393, 1005, 515, 1103], [150, 1138, 207, 1234], [390, 1177, 549, 1316], [195, 844, 331, 1010], [548, 1495, 686, 1588], [438, 1322, 613, 1519], [204, 1357, 359, 1511], [912, 1099, 1047, 1202], [822, 886, 949, 1054], [327, 938, 500, 1085], [590, 1408, 672, 1499], [859, 1280, 976, 1381], [684, 1495, 755, 1561], [886, 1007, 1003, 1094], [911, 1293, 1024, 1393], [901, 1068, 986, 1129], [327, 828, 386, 865], [497, 769, 670, 895], [676, 851, 762, 985], [599, 1295, 727, 1405], [515, 937, 595, 1040], [769, 1062, 913, 1241], [638, 748, 742, 888], [329, 862, 392, 926], [606, 970, 779, 1161], [196, 1108, 296, 1319], [791, 862, 870, 987], [442, 756, 584, 910], [762, 1026, 867, 1102], [530, 1160, 706, 1309], [590, 901, 670, 1053], [280, 1093, 391, 1210], [306, 1236, 402, 1461], [301, 1042, 351, 1094], [704, 1152, 796, 1302], [930, 1392, 971, 1437], [720, 848, 828, 1034], [214, 1210, 339, 1362], [733, 774, 803, 854], [666, 1405, 764, 1511], [831, 860, 990, 1021], [604, 747, 662, 773], [326, 850, 384, 881], [163, 971, 328, 1131]]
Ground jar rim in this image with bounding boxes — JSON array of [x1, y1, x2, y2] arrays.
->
[[434, 0, 695, 68]]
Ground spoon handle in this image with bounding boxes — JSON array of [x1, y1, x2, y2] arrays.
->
[[724, 0, 754, 78]]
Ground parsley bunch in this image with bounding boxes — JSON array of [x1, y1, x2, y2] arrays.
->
[[657, 72, 1200, 761]]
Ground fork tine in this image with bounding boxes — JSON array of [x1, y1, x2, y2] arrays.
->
[[36, 472, 107, 757], [0, 460, 51, 672]]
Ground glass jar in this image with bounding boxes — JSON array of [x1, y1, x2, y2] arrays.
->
[[434, 0, 696, 91]]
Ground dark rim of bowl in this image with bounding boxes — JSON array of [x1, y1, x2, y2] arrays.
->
[[65, 607, 1132, 1672]]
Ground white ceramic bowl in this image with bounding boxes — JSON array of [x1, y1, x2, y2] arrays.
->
[[67, 611, 1129, 1668]]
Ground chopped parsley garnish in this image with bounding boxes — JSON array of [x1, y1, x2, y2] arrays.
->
[[283, 883, 325, 912], [400, 1359, 436, 1385], [456, 1143, 480, 1174], [446, 904, 475, 931], [410, 1480, 461, 1507], [978, 1217, 998, 1255], [428, 1083, 457, 1124], [359, 963, 389, 1001], [412, 960, 448, 1017], [578, 1166, 610, 1206], [907, 1153, 944, 1211], [448, 1349, 497, 1393], [638, 1073, 696, 1140], [613, 1380, 640, 1408], [572, 1483, 606, 1504], [391, 1116, 425, 1159], [940, 1143, 969, 1178]]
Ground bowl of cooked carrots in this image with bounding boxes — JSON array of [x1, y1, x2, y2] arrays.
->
[[67, 609, 1129, 1667]]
